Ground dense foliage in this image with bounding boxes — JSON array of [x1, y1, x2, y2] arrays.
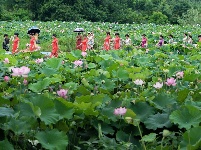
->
[[0, 21, 201, 149], [1, 0, 201, 24]]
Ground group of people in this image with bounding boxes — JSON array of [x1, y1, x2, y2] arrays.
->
[[2, 33, 59, 57], [3, 31, 201, 56], [76, 32, 95, 51]]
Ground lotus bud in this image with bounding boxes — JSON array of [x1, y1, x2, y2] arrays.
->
[[163, 129, 171, 137], [125, 117, 133, 124]]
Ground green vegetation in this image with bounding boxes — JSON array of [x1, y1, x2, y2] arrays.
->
[[1, 0, 201, 25]]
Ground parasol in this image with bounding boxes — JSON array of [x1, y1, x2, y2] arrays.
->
[[74, 28, 85, 32], [27, 26, 40, 34]]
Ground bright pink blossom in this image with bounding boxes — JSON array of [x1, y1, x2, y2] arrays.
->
[[165, 78, 176, 86], [4, 76, 10, 82], [153, 82, 163, 89], [73, 60, 83, 68], [57, 89, 68, 99], [81, 52, 87, 57], [176, 71, 184, 79], [35, 58, 43, 64], [12, 66, 30, 77], [114, 107, 127, 116], [3, 58, 9, 64]]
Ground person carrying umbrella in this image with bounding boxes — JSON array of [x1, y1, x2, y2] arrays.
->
[[50, 34, 59, 57]]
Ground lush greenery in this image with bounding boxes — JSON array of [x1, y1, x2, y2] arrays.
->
[[1, 0, 201, 25], [0, 21, 201, 149]]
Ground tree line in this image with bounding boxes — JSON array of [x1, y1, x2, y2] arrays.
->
[[1, 0, 201, 25]]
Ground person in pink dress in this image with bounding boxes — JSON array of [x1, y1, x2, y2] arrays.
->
[[199, 35, 201, 42], [12, 33, 20, 54], [114, 33, 120, 50], [141, 34, 148, 48], [80, 35, 88, 52], [103, 32, 111, 51]]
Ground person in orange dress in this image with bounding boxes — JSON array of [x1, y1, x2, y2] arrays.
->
[[76, 33, 82, 50], [80, 35, 88, 52], [12, 33, 20, 54], [29, 33, 36, 52], [103, 32, 111, 51], [114, 33, 120, 50], [50, 34, 59, 57]]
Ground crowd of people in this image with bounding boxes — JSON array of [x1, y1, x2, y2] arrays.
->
[[2, 31, 201, 57]]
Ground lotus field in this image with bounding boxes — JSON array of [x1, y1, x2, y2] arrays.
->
[[1, 21, 201, 150]]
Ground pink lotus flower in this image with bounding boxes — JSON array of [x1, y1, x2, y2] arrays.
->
[[3, 58, 9, 64], [81, 52, 87, 57], [134, 79, 144, 86], [35, 58, 43, 64], [114, 107, 127, 116], [57, 89, 68, 99], [23, 79, 28, 85], [62, 60, 65, 64], [12, 66, 30, 77], [176, 71, 184, 79], [4, 76, 10, 82], [73, 60, 83, 68], [153, 82, 163, 89], [165, 78, 176, 86]]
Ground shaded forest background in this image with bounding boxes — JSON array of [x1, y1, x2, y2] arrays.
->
[[1, 0, 201, 25]]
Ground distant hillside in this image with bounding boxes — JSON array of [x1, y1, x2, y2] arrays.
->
[[1, 0, 201, 25]]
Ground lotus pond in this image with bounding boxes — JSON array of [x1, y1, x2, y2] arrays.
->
[[0, 21, 201, 150]]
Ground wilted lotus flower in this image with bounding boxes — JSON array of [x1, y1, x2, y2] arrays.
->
[[134, 79, 144, 86], [57, 89, 68, 99], [35, 58, 43, 64], [12, 66, 30, 77], [73, 60, 83, 68], [3, 58, 9, 64], [153, 82, 163, 89], [23, 79, 28, 85], [176, 71, 184, 79], [165, 78, 176, 86], [81, 52, 87, 57], [114, 107, 127, 116], [4, 76, 10, 82]]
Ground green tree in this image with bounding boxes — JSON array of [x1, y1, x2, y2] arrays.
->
[[148, 11, 168, 24]]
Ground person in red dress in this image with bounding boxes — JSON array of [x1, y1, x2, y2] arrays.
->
[[29, 33, 36, 52], [50, 34, 59, 57], [12, 33, 20, 54], [80, 35, 88, 52], [114, 33, 120, 50], [76, 33, 82, 50], [103, 32, 111, 51], [198, 35, 201, 42]]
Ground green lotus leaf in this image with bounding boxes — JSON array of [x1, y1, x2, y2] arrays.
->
[[116, 130, 130, 142], [30, 95, 60, 125], [177, 89, 189, 102], [130, 102, 154, 122], [87, 63, 97, 69], [41, 67, 57, 76], [141, 133, 157, 142], [144, 113, 172, 130], [0, 107, 14, 117], [169, 105, 201, 129], [151, 93, 177, 110], [54, 100, 74, 120], [115, 68, 129, 81], [0, 140, 14, 150], [35, 129, 68, 150], [180, 127, 201, 150], [45, 58, 62, 69], [28, 78, 51, 93]]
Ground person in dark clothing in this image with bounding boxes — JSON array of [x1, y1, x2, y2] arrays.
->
[[3, 34, 10, 51]]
